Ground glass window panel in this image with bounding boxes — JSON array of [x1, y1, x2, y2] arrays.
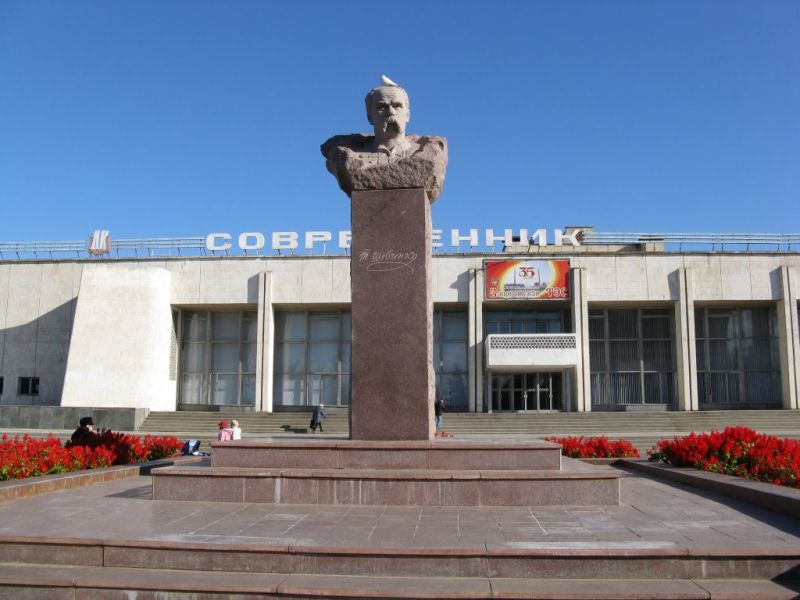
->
[[610, 373, 641, 404], [748, 309, 771, 338], [180, 374, 205, 404], [442, 313, 467, 340], [511, 321, 524, 333], [590, 373, 608, 406], [643, 372, 671, 404], [589, 316, 605, 340], [182, 312, 207, 341], [340, 377, 350, 406], [212, 313, 240, 341], [589, 341, 606, 373], [642, 316, 671, 339], [341, 342, 351, 373], [181, 342, 206, 373], [242, 342, 257, 372], [707, 372, 738, 403], [694, 309, 705, 338], [309, 315, 339, 341], [742, 339, 772, 370], [275, 312, 306, 341], [242, 318, 258, 342], [643, 340, 672, 371], [309, 342, 339, 372], [241, 374, 255, 406], [212, 343, 239, 372], [442, 341, 467, 373], [728, 373, 741, 403], [274, 375, 305, 406], [708, 312, 736, 338], [433, 313, 441, 341], [609, 340, 639, 371], [697, 373, 708, 403], [341, 312, 351, 340], [695, 340, 707, 370], [708, 340, 737, 370], [441, 373, 468, 409], [608, 310, 638, 339], [745, 372, 773, 404], [309, 374, 338, 405], [211, 374, 238, 405], [433, 340, 441, 368], [274, 342, 306, 374]]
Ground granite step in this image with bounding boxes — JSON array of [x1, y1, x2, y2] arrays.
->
[[208, 439, 563, 470], [0, 563, 798, 599], [0, 536, 797, 582], [151, 463, 621, 506]]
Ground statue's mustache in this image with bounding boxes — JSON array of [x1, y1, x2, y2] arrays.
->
[[379, 117, 402, 133]]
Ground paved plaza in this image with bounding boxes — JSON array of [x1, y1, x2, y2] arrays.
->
[[0, 464, 799, 598], [0, 465, 797, 552]]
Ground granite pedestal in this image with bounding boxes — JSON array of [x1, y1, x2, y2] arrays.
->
[[350, 188, 434, 441]]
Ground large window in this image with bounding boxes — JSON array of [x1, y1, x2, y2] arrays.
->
[[180, 311, 257, 406], [273, 310, 350, 407], [434, 311, 468, 410], [695, 307, 781, 406], [589, 308, 676, 407], [486, 310, 567, 334]]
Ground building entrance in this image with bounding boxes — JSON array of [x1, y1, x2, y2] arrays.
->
[[490, 373, 563, 412]]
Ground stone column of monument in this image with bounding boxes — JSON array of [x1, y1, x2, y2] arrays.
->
[[321, 76, 448, 440]]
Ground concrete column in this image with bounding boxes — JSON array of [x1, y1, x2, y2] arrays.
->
[[571, 267, 591, 412], [256, 271, 274, 413], [468, 267, 485, 412], [673, 268, 698, 411], [776, 266, 799, 409]]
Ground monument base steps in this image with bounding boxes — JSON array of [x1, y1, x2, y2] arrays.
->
[[0, 538, 798, 599], [1, 567, 799, 600], [152, 466, 620, 506], [150, 438, 620, 506]]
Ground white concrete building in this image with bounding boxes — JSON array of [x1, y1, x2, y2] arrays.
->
[[1, 229, 798, 415]]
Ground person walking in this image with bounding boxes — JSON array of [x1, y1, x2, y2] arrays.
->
[[310, 404, 327, 433], [434, 398, 444, 434]]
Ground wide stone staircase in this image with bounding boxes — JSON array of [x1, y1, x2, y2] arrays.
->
[[139, 408, 800, 454]]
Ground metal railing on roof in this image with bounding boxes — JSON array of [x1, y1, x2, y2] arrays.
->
[[580, 231, 800, 251], [0, 231, 798, 260], [0, 237, 208, 260]]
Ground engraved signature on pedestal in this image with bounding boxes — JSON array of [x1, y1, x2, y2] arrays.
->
[[358, 249, 418, 273]]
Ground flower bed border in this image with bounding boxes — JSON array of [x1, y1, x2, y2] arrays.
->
[[615, 458, 800, 520], [0, 456, 202, 503]]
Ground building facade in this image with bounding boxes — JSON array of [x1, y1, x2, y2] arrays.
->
[[1, 234, 799, 414]]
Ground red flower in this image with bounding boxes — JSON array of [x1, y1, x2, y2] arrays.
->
[[545, 436, 640, 459]]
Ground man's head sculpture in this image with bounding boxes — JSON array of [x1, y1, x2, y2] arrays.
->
[[365, 84, 410, 140], [321, 76, 448, 203]]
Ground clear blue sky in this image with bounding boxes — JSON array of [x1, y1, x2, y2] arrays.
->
[[1, 0, 798, 244]]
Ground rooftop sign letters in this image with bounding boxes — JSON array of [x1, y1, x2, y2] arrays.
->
[[88, 230, 111, 255], [205, 228, 583, 253]]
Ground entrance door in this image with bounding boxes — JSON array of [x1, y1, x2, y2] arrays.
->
[[492, 373, 563, 411]]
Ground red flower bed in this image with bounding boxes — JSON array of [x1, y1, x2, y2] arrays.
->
[[545, 435, 640, 458], [0, 432, 183, 482], [648, 426, 800, 488]]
